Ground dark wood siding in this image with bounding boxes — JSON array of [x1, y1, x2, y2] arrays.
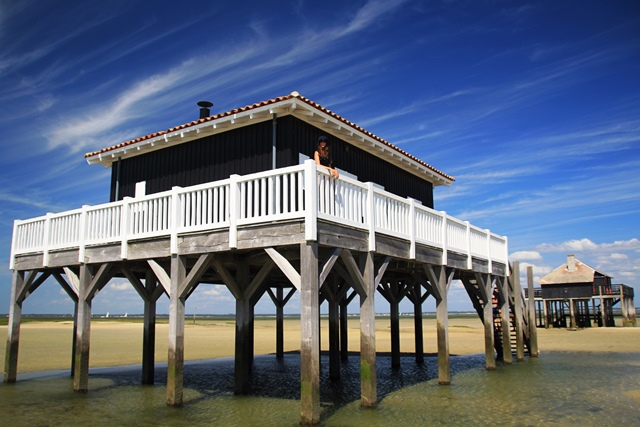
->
[[541, 283, 593, 299], [276, 116, 434, 207], [111, 115, 434, 207], [111, 120, 272, 200]]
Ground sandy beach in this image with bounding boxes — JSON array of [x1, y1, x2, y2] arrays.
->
[[1, 316, 638, 373]]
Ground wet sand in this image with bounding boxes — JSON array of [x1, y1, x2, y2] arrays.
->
[[1, 316, 638, 373]]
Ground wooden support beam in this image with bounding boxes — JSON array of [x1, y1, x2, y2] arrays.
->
[[17, 270, 50, 303], [235, 262, 252, 395], [497, 275, 512, 364], [166, 255, 186, 406], [147, 260, 172, 296], [475, 273, 496, 370], [339, 250, 366, 297], [53, 271, 79, 301], [299, 242, 320, 424], [143, 270, 159, 384], [86, 263, 114, 300], [319, 248, 342, 288], [406, 279, 428, 364], [424, 264, 454, 384], [212, 258, 241, 300], [179, 253, 214, 299], [265, 247, 301, 290], [4, 270, 24, 383], [360, 252, 377, 407], [63, 267, 80, 296], [511, 261, 525, 361], [73, 264, 92, 392], [327, 277, 341, 380], [526, 267, 539, 356]]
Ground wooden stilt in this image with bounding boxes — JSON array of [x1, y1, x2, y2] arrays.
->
[[425, 264, 453, 384], [275, 287, 284, 358], [234, 260, 252, 394], [475, 273, 496, 370], [267, 286, 296, 359], [143, 271, 159, 384], [359, 252, 377, 407], [498, 275, 512, 364], [569, 298, 576, 328], [325, 277, 341, 380], [53, 269, 80, 376], [3, 270, 24, 383], [407, 280, 428, 365], [74, 264, 92, 392], [511, 261, 525, 361], [526, 267, 539, 357], [300, 242, 320, 424], [167, 255, 186, 406]]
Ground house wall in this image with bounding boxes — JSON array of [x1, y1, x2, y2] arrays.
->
[[110, 116, 434, 207]]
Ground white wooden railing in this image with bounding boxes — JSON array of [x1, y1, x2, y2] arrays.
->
[[10, 160, 508, 272]]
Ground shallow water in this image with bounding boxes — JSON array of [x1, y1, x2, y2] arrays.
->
[[1, 351, 639, 426]]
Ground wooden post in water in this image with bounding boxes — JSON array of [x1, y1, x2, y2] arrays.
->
[[340, 289, 357, 361], [569, 298, 576, 328], [275, 287, 284, 358], [167, 255, 186, 406], [234, 262, 252, 394], [498, 275, 512, 364], [326, 278, 341, 380], [426, 264, 453, 384], [360, 252, 377, 407], [300, 242, 320, 424], [407, 281, 428, 365], [142, 271, 159, 384], [3, 270, 24, 383], [512, 261, 525, 361], [526, 266, 539, 356], [74, 264, 92, 392], [476, 272, 496, 370]]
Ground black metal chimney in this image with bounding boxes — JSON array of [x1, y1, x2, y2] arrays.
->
[[197, 101, 213, 119]]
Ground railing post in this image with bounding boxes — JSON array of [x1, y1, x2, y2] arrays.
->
[[42, 213, 52, 267], [120, 197, 132, 260], [229, 175, 240, 248], [408, 198, 416, 260], [170, 187, 181, 254], [503, 236, 509, 270], [486, 231, 493, 274], [366, 182, 376, 252], [9, 220, 18, 270], [465, 221, 472, 270], [440, 211, 447, 266], [303, 160, 317, 241], [78, 205, 88, 264]]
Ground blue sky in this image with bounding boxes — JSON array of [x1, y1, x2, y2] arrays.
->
[[1, 0, 639, 316]]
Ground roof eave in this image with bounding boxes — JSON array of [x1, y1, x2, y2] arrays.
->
[[85, 94, 454, 186]]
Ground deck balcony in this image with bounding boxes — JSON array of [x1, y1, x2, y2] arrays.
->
[[10, 160, 507, 273]]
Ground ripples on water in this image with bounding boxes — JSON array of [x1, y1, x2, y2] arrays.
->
[[1, 352, 639, 426]]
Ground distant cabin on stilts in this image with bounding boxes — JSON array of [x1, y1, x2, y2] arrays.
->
[[528, 254, 636, 328], [5, 91, 536, 424]]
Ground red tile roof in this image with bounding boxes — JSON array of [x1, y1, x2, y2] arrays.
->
[[84, 92, 454, 182]]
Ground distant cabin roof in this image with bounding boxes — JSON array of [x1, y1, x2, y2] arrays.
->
[[84, 91, 454, 187], [539, 256, 612, 285]]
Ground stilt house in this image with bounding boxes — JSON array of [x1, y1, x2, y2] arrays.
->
[[7, 91, 528, 425], [536, 254, 636, 328]]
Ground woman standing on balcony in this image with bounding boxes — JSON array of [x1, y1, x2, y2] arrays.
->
[[314, 135, 339, 178]]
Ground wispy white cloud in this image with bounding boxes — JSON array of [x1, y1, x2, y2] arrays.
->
[[536, 238, 640, 254]]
